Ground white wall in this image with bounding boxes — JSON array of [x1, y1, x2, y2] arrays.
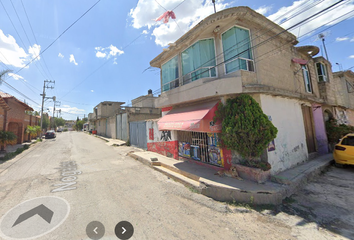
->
[[146, 120, 177, 143], [260, 95, 308, 174]]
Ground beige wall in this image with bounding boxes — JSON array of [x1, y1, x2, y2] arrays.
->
[[151, 6, 324, 109]]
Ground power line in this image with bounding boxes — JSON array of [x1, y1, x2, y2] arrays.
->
[[1, 80, 40, 106], [5, 0, 102, 78], [20, 0, 55, 80], [136, 0, 351, 103]]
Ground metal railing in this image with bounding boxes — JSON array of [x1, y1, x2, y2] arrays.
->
[[225, 57, 254, 73], [162, 78, 179, 92], [182, 66, 216, 85]]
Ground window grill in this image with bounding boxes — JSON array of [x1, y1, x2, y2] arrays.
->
[[177, 131, 222, 166]]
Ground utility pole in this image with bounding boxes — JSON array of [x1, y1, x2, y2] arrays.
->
[[40, 80, 55, 137], [52, 96, 56, 130], [212, 0, 216, 13]]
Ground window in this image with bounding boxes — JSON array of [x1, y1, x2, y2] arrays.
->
[[222, 26, 253, 74], [302, 65, 312, 93], [162, 56, 179, 92], [316, 62, 328, 82], [341, 136, 354, 146], [182, 39, 216, 84]]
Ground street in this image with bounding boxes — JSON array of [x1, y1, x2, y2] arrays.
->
[[0, 132, 349, 239]]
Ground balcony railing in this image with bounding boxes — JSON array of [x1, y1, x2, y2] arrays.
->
[[225, 57, 254, 74], [162, 78, 179, 92], [182, 66, 216, 85]]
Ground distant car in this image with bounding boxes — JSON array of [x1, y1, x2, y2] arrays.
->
[[333, 133, 354, 166], [45, 130, 56, 139], [57, 128, 63, 132]]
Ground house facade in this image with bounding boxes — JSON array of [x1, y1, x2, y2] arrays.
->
[[147, 6, 351, 174], [0, 91, 38, 144]]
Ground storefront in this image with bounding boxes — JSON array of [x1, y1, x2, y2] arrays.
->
[[158, 101, 232, 169]]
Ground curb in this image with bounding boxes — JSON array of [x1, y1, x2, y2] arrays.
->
[[128, 152, 286, 205]]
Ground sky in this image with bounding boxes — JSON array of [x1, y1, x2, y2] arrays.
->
[[0, 0, 354, 120]]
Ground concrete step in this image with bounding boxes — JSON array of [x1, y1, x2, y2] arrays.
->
[[159, 162, 200, 182], [153, 165, 201, 192]]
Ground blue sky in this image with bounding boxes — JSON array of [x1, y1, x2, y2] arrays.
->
[[0, 0, 354, 120]]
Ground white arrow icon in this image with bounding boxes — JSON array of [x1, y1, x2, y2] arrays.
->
[[93, 227, 98, 234], [122, 227, 126, 234]]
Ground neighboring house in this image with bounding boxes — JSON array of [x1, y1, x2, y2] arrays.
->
[[64, 120, 75, 130], [0, 95, 11, 131], [88, 90, 161, 144], [0, 91, 35, 144], [93, 101, 125, 137], [148, 6, 350, 174]]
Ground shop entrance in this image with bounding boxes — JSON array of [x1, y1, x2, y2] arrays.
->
[[177, 131, 223, 167]]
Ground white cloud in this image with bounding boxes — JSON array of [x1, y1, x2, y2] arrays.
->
[[58, 105, 85, 114], [336, 37, 349, 42], [142, 30, 148, 34], [351, 37, 354, 42], [94, 45, 124, 59], [255, 5, 272, 15], [8, 73, 24, 80], [113, 58, 118, 65], [95, 51, 106, 58], [129, 0, 230, 46], [0, 29, 42, 68], [58, 53, 64, 58], [268, 0, 354, 39], [28, 44, 41, 61], [69, 54, 78, 65], [91, 90, 94, 92], [349, 55, 354, 59]]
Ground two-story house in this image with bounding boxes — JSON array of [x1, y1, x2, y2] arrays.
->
[[149, 6, 335, 174]]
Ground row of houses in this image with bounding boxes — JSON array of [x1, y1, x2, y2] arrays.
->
[[88, 6, 354, 175], [0, 91, 40, 145]]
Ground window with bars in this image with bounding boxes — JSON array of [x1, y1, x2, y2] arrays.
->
[[316, 62, 328, 82]]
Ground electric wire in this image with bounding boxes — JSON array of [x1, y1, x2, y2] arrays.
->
[[132, 0, 353, 105], [4, 0, 102, 78]]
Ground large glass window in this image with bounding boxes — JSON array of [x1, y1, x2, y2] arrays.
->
[[162, 56, 179, 92], [222, 26, 253, 74], [302, 65, 312, 93], [181, 39, 216, 84], [316, 62, 328, 82]]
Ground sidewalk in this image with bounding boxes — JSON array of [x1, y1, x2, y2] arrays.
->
[[0, 139, 38, 159], [128, 151, 334, 205], [89, 133, 126, 146]]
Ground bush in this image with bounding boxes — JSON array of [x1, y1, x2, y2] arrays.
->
[[214, 95, 278, 167], [63, 128, 68, 132], [325, 118, 354, 143], [0, 130, 17, 147]]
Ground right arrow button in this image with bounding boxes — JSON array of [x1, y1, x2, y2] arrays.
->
[[115, 221, 134, 240]]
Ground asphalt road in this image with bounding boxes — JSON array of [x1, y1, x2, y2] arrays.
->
[[0, 132, 347, 240]]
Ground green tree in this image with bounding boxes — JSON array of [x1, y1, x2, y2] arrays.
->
[[55, 117, 66, 128], [26, 126, 39, 139], [42, 114, 50, 130], [214, 95, 278, 169]]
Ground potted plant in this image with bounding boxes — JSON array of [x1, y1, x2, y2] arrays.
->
[[0, 130, 18, 152], [214, 94, 278, 183]]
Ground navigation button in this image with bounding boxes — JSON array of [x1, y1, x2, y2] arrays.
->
[[115, 221, 134, 240], [86, 221, 105, 240]]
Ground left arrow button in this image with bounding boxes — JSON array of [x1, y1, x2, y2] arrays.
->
[[12, 204, 54, 227]]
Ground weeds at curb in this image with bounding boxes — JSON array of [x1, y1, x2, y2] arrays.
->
[[0, 145, 30, 161]]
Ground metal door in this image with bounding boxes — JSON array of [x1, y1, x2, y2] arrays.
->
[[129, 121, 147, 149], [116, 114, 122, 140], [122, 113, 128, 141], [302, 105, 316, 153]]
